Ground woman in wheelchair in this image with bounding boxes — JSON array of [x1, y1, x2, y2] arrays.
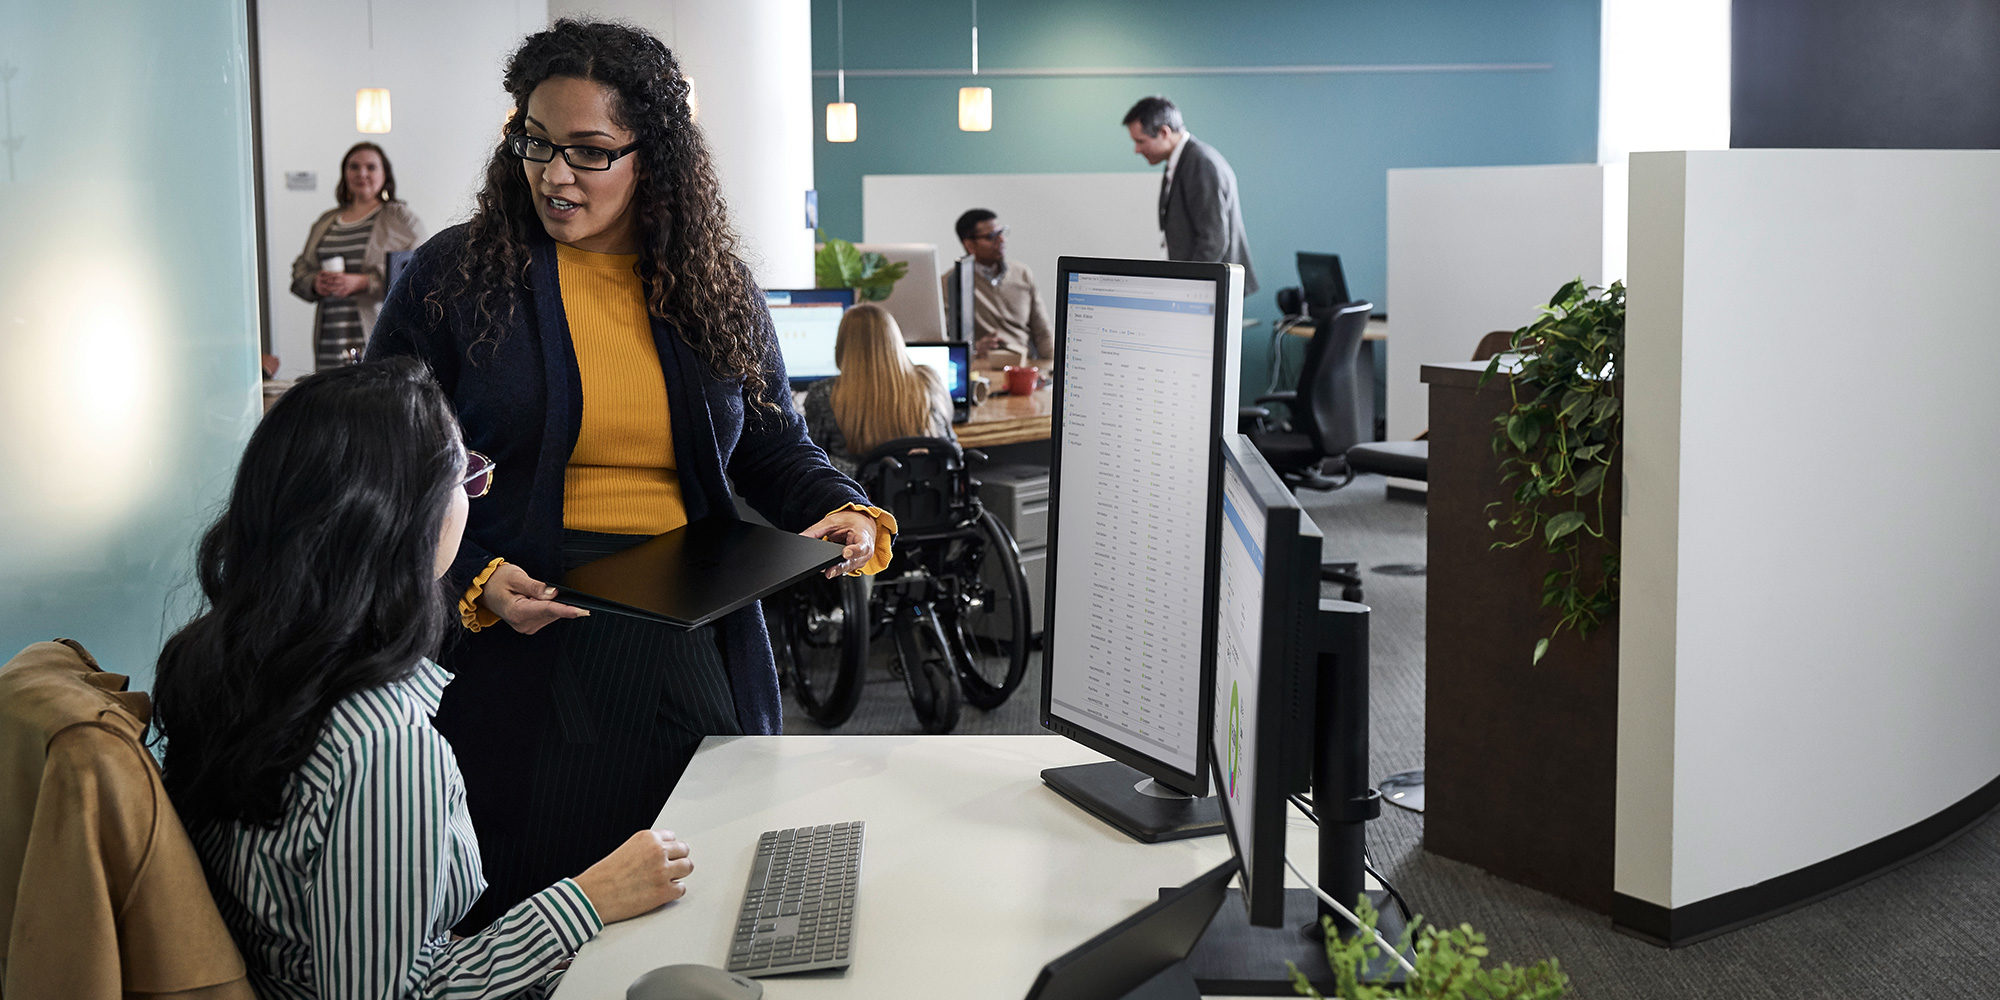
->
[[801, 302, 957, 476], [781, 305, 1034, 734], [153, 361, 695, 999]]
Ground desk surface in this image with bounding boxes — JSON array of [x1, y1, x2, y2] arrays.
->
[[554, 736, 1324, 1000], [957, 387, 1054, 449]]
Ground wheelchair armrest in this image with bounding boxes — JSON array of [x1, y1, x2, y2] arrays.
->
[[964, 448, 989, 467]]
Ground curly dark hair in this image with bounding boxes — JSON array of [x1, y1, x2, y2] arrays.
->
[[432, 18, 771, 403]]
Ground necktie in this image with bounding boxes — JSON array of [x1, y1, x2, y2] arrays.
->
[[1157, 167, 1170, 229]]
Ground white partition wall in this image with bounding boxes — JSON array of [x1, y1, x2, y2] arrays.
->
[[1, 0, 261, 690], [1384, 164, 1621, 441], [1617, 149, 2000, 939]]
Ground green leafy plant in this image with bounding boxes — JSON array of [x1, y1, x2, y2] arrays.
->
[[1480, 279, 1625, 665], [813, 231, 907, 303], [1289, 897, 1568, 999]]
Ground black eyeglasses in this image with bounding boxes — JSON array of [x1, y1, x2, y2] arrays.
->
[[505, 133, 640, 172], [461, 451, 496, 499], [969, 226, 1009, 242]]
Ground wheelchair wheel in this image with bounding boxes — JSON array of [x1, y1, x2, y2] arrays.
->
[[939, 509, 1032, 711], [765, 575, 867, 728], [892, 604, 961, 734]]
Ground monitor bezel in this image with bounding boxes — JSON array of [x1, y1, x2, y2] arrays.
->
[[1213, 433, 1310, 927], [763, 287, 856, 388], [1038, 255, 1244, 797]]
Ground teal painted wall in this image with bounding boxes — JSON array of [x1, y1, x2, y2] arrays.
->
[[810, 0, 1599, 393], [0, 0, 261, 690]]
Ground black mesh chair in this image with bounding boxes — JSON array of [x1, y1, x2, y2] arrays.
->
[[1243, 300, 1373, 492]]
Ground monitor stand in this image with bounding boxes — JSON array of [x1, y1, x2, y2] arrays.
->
[[1041, 761, 1223, 843], [1179, 887, 1409, 995]]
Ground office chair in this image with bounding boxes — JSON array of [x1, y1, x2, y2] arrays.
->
[[1243, 299, 1373, 493]]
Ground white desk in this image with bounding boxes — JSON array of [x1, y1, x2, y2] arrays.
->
[[554, 735, 1330, 999]]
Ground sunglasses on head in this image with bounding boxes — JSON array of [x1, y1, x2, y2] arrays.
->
[[462, 451, 496, 499]]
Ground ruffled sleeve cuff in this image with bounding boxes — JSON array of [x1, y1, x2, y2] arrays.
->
[[458, 557, 506, 631], [830, 502, 899, 576]]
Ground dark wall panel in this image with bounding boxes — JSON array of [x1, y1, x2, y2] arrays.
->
[[1733, 0, 2000, 149]]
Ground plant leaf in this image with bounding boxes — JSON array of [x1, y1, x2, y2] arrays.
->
[[1573, 464, 1607, 496], [1533, 637, 1550, 665], [1544, 510, 1586, 544]]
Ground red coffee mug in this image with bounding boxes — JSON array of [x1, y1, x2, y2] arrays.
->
[[1003, 365, 1041, 395]]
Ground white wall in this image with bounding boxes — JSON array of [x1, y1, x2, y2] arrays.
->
[[549, 0, 817, 289], [1384, 164, 1618, 441], [1618, 149, 2000, 908], [1598, 0, 1730, 165], [861, 172, 1164, 299], [259, 0, 548, 379]]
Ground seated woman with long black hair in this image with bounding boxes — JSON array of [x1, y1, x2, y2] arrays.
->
[[802, 302, 957, 476], [153, 359, 691, 1000]]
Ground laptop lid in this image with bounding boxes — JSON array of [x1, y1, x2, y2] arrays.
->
[[903, 340, 970, 405], [558, 517, 844, 629]]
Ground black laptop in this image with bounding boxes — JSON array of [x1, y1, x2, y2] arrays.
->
[[558, 517, 845, 628], [904, 340, 973, 424]]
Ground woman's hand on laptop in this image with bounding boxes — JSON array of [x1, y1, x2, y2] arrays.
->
[[575, 830, 696, 923], [802, 510, 879, 578], [479, 561, 589, 634]]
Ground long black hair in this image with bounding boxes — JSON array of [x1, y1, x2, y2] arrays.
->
[[433, 18, 774, 410], [155, 358, 462, 829]]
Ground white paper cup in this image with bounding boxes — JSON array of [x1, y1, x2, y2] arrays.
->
[[323, 255, 346, 273]]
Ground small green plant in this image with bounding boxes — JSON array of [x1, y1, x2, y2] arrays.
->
[[1480, 279, 1625, 665], [814, 231, 907, 302], [1289, 896, 1568, 999]]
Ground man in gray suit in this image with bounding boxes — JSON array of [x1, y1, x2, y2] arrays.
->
[[1123, 95, 1258, 294]]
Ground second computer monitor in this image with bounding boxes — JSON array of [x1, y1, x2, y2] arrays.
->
[[766, 288, 855, 387], [1041, 257, 1245, 800], [1212, 433, 1323, 927], [1295, 252, 1350, 311]]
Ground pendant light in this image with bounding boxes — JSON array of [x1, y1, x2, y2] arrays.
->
[[355, 0, 391, 133], [826, 0, 858, 142], [958, 0, 991, 131]]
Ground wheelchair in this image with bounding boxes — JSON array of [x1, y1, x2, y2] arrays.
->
[[764, 437, 1033, 733]]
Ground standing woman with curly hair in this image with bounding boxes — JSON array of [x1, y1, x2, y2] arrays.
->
[[369, 19, 895, 931]]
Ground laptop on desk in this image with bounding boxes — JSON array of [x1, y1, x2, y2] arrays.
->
[[904, 340, 972, 424]]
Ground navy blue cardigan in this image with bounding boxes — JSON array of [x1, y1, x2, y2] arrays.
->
[[368, 224, 865, 740]]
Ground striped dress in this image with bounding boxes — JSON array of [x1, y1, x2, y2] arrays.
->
[[189, 659, 602, 1000], [313, 213, 377, 369]]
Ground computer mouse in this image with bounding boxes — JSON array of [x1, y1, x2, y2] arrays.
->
[[627, 963, 764, 1000]]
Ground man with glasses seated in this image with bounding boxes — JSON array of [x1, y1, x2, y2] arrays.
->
[[945, 209, 1053, 370]]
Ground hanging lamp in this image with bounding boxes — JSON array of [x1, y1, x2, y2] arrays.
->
[[355, 0, 391, 133], [958, 0, 991, 131], [826, 0, 857, 142]]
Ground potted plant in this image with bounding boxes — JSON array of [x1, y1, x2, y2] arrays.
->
[[1480, 279, 1626, 664], [814, 231, 907, 302], [1289, 898, 1569, 1000]]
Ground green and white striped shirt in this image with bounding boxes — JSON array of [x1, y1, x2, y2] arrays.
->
[[191, 659, 602, 999]]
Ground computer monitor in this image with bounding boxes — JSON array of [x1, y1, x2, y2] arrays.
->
[[1295, 252, 1350, 311], [903, 340, 972, 424], [1039, 256, 1245, 843], [945, 255, 977, 345], [1179, 435, 1411, 993], [765, 288, 855, 387]]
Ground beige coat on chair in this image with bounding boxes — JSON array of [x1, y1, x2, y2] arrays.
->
[[0, 639, 254, 1000]]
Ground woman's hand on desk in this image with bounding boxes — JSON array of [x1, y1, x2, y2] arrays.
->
[[802, 509, 879, 578], [478, 561, 589, 635], [575, 830, 695, 923]]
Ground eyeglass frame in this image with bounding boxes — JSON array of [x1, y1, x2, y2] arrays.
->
[[505, 132, 641, 172], [461, 450, 497, 499], [967, 225, 1009, 242]]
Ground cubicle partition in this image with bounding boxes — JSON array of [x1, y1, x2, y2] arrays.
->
[[1616, 148, 2000, 943]]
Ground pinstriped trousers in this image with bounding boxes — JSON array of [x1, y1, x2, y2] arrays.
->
[[457, 529, 742, 933]]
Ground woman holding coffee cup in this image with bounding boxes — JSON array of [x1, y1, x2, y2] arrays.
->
[[289, 141, 425, 369], [803, 302, 957, 477]]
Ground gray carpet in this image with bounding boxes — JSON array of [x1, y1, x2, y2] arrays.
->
[[783, 474, 2000, 998]]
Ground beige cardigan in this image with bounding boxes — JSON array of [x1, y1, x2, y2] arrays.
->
[[288, 200, 425, 339], [0, 639, 255, 1000]]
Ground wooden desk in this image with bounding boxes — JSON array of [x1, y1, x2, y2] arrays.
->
[[956, 386, 1054, 449], [1282, 316, 1388, 341], [554, 736, 1334, 1000]]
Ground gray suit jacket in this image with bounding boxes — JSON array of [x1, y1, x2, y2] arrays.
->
[[1160, 136, 1258, 294]]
